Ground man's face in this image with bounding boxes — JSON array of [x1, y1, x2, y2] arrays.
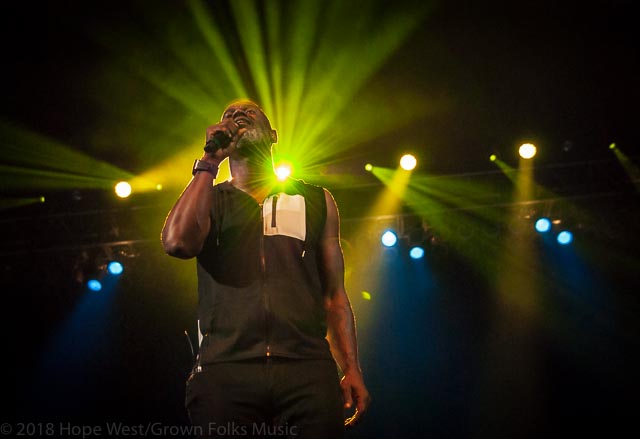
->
[[220, 101, 276, 156]]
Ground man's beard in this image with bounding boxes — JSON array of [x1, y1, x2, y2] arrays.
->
[[235, 128, 271, 159]]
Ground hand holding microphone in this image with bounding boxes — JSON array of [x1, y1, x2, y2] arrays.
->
[[204, 130, 232, 153], [203, 120, 247, 158]]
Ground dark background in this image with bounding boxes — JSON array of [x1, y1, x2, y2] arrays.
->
[[2, 1, 639, 438]]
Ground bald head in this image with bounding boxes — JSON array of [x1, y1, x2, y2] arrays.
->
[[220, 99, 277, 146]]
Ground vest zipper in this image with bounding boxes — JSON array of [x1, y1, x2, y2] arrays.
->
[[260, 202, 271, 357], [271, 195, 278, 227]]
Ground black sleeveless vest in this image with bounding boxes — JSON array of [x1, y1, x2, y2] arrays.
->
[[195, 178, 333, 364]]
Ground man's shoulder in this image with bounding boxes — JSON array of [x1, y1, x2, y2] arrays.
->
[[288, 178, 327, 194], [213, 180, 234, 192]]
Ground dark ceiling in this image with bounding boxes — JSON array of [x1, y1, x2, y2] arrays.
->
[[2, 0, 638, 177]]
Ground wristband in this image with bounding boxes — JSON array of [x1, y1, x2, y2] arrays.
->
[[192, 159, 219, 176]]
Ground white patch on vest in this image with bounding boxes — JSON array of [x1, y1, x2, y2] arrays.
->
[[263, 194, 306, 240]]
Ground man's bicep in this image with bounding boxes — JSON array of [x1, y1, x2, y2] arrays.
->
[[322, 188, 339, 240], [320, 189, 346, 298]]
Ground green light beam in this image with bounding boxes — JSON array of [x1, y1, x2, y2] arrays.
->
[[92, 26, 215, 122], [0, 164, 124, 190], [293, 1, 431, 160], [0, 121, 133, 188], [229, 0, 274, 115], [279, 0, 323, 148], [265, 2, 284, 137], [0, 196, 45, 211], [83, 0, 434, 193], [612, 147, 640, 191], [188, 0, 249, 99]]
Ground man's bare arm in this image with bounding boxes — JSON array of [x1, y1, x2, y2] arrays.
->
[[321, 189, 371, 427], [161, 165, 216, 259], [161, 120, 245, 259]]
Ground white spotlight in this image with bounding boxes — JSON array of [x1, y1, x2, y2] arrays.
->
[[400, 154, 417, 171], [115, 181, 132, 198]]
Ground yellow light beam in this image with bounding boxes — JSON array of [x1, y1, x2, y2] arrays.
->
[[369, 167, 412, 215], [477, 154, 543, 436]]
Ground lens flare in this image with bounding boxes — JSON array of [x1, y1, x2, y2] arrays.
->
[[275, 162, 292, 181]]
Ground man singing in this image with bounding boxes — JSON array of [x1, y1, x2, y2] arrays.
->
[[161, 99, 370, 438]]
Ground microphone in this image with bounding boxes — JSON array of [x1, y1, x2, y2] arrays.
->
[[204, 130, 232, 153]]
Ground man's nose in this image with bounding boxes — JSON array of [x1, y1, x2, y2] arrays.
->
[[232, 109, 247, 118]]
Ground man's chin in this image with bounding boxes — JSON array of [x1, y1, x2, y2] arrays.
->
[[239, 128, 264, 145], [236, 137, 271, 159]]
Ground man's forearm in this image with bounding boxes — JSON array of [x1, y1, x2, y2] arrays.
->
[[326, 292, 361, 375]]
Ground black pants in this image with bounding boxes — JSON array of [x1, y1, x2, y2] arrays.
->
[[185, 357, 344, 438]]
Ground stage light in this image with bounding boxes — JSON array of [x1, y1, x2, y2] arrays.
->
[[557, 230, 573, 245], [115, 181, 132, 198], [609, 142, 617, 150], [361, 291, 371, 300], [535, 217, 551, 233], [400, 154, 417, 171], [365, 163, 373, 172], [107, 261, 124, 275], [87, 279, 102, 292], [156, 184, 163, 191], [489, 154, 497, 162], [381, 230, 398, 247], [409, 246, 425, 259], [39, 196, 45, 203], [519, 143, 537, 159], [274, 161, 292, 181]]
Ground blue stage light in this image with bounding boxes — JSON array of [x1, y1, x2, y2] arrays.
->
[[107, 261, 124, 275], [409, 246, 425, 259], [535, 217, 551, 233], [557, 230, 573, 245], [381, 230, 398, 247], [87, 279, 102, 291]]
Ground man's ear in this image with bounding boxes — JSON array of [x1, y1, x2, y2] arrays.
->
[[270, 129, 278, 144]]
